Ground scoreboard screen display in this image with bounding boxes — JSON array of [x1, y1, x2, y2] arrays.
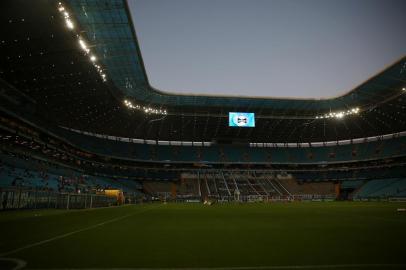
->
[[229, 112, 255, 127]]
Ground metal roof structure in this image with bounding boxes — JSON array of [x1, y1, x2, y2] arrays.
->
[[67, 0, 406, 109], [1, 0, 406, 143]]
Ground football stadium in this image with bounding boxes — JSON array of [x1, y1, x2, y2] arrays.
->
[[1, 0, 406, 269]]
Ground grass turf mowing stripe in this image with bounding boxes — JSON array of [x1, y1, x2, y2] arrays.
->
[[0, 206, 158, 257], [2, 202, 405, 269]]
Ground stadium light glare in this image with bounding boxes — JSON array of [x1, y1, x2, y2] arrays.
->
[[57, 3, 74, 30], [316, 107, 360, 120], [57, 2, 107, 83], [65, 19, 74, 29], [78, 39, 89, 53], [123, 99, 167, 115], [402, 87, 406, 91]]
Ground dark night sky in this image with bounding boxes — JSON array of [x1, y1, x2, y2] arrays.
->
[[128, 0, 406, 98]]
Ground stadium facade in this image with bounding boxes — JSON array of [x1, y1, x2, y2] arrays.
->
[[1, 0, 406, 205]]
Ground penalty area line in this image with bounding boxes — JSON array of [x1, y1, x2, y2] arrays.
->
[[25, 264, 406, 270], [0, 206, 157, 258], [0, 258, 27, 270]]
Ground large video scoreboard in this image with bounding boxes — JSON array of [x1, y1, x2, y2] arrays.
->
[[229, 112, 255, 127]]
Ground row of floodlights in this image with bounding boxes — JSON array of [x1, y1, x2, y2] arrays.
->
[[124, 100, 168, 115], [123, 86, 406, 117], [315, 107, 360, 120], [315, 87, 405, 120], [57, 2, 106, 82]]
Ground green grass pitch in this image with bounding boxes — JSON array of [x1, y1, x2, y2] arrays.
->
[[0, 202, 406, 270]]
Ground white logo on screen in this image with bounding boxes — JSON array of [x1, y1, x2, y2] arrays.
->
[[233, 114, 248, 127]]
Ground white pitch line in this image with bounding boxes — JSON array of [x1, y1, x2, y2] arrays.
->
[[0, 206, 156, 257], [23, 264, 406, 270], [0, 257, 27, 270]]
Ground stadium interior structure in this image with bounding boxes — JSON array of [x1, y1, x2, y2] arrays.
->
[[1, 0, 406, 207]]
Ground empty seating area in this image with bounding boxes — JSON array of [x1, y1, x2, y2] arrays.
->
[[61, 129, 406, 164], [141, 180, 200, 200], [1, 116, 406, 202], [292, 165, 406, 182], [0, 152, 141, 195], [279, 178, 335, 196], [185, 171, 336, 200], [341, 180, 364, 190], [353, 178, 406, 199]]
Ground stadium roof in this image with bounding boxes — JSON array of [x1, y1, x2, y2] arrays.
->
[[0, 0, 406, 143], [66, 0, 405, 110]]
